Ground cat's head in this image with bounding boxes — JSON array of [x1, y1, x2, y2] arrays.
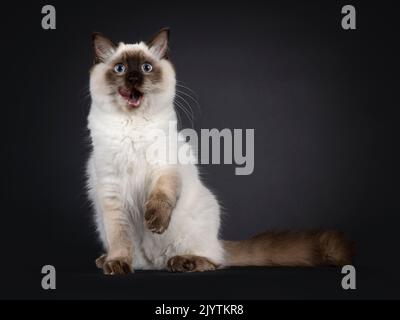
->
[[90, 28, 175, 114]]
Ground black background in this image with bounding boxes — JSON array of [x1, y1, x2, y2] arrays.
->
[[1, 0, 399, 299]]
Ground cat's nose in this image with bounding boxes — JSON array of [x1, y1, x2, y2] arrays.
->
[[127, 72, 141, 84]]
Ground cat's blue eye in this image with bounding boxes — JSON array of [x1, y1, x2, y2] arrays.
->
[[114, 63, 126, 74], [142, 63, 153, 73]]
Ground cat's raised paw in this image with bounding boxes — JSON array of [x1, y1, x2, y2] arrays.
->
[[144, 197, 172, 234], [102, 257, 133, 275], [167, 255, 218, 273], [95, 254, 107, 269]]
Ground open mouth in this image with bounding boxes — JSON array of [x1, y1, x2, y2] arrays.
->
[[118, 87, 143, 108]]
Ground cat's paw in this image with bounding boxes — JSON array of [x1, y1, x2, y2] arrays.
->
[[95, 254, 107, 269], [167, 255, 217, 273], [144, 197, 172, 234], [102, 257, 133, 275]]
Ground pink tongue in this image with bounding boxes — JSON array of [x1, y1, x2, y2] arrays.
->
[[128, 95, 141, 107], [118, 88, 141, 107]]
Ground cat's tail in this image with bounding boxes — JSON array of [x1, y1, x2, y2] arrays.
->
[[222, 230, 354, 267]]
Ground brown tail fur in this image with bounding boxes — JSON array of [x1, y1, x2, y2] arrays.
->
[[222, 230, 354, 267]]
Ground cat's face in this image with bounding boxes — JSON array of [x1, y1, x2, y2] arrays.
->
[[90, 28, 175, 114]]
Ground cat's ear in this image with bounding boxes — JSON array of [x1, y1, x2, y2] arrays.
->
[[92, 32, 117, 63], [147, 28, 170, 59]]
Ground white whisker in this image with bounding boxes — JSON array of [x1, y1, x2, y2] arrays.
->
[[174, 98, 194, 128], [175, 94, 195, 120], [176, 89, 201, 113], [176, 81, 198, 95]]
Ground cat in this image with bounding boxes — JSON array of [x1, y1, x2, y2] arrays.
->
[[87, 28, 354, 274]]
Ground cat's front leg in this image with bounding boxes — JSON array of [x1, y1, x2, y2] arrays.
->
[[145, 168, 181, 234], [98, 192, 134, 275]]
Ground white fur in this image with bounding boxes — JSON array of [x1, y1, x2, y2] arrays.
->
[[86, 42, 224, 270]]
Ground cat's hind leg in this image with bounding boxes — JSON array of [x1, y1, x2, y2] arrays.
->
[[95, 253, 132, 274], [167, 255, 219, 272]]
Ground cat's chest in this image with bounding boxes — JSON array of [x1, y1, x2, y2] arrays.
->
[[108, 128, 152, 171], [93, 121, 155, 174]]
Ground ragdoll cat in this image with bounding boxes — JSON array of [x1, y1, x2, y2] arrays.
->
[[87, 28, 353, 274]]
